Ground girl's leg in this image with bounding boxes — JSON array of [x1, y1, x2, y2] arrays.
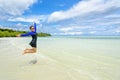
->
[[23, 47, 36, 55]]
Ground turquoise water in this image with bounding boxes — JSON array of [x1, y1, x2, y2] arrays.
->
[[35, 36, 120, 80], [0, 36, 120, 80]]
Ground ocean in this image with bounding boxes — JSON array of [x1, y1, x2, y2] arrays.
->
[[0, 36, 120, 80]]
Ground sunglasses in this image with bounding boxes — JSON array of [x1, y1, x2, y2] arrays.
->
[[31, 27, 34, 29]]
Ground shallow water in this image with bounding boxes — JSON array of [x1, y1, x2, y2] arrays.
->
[[0, 36, 120, 80]]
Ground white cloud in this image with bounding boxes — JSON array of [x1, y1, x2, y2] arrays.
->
[[16, 23, 23, 27], [8, 15, 47, 23], [89, 31, 96, 34], [48, 0, 120, 22], [105, 14, 120, 18], [64, 32, 83, 35], [0, 0, 37, 21], [58, 26, 90, 32], [8, 17, 39, 23], [116, 30, 120, 33], [0, 0, 37, 16], [59, 27, 73, 32], [51, 32, 83, 35], [84, 17, 120, 26], [114, 27, 120, 33]]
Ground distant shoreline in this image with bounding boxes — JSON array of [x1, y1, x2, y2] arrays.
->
[[1, 35, 120, 39]]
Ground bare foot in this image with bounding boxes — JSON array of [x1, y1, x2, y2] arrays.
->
[[22, 49, 28, 55], [22, 52, 26, 55], [22, 48, 37, 55]]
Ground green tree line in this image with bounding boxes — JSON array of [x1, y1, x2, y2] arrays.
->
[[0, 28, 51, 37]]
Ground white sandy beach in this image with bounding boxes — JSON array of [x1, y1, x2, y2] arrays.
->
[[0, 37, 120, 80]]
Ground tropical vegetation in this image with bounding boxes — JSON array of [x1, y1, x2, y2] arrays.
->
[[0, 28, 51, 37]]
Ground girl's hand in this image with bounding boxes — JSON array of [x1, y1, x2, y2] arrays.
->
[[16, 34, 21, 37]]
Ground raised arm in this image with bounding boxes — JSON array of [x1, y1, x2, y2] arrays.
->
[[34, 22, 37, 33]]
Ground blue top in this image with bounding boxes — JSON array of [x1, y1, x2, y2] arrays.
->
[[21, 22, 37, 37]]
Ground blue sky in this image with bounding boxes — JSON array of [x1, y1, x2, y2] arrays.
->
[[0, 0, 120, 35]]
